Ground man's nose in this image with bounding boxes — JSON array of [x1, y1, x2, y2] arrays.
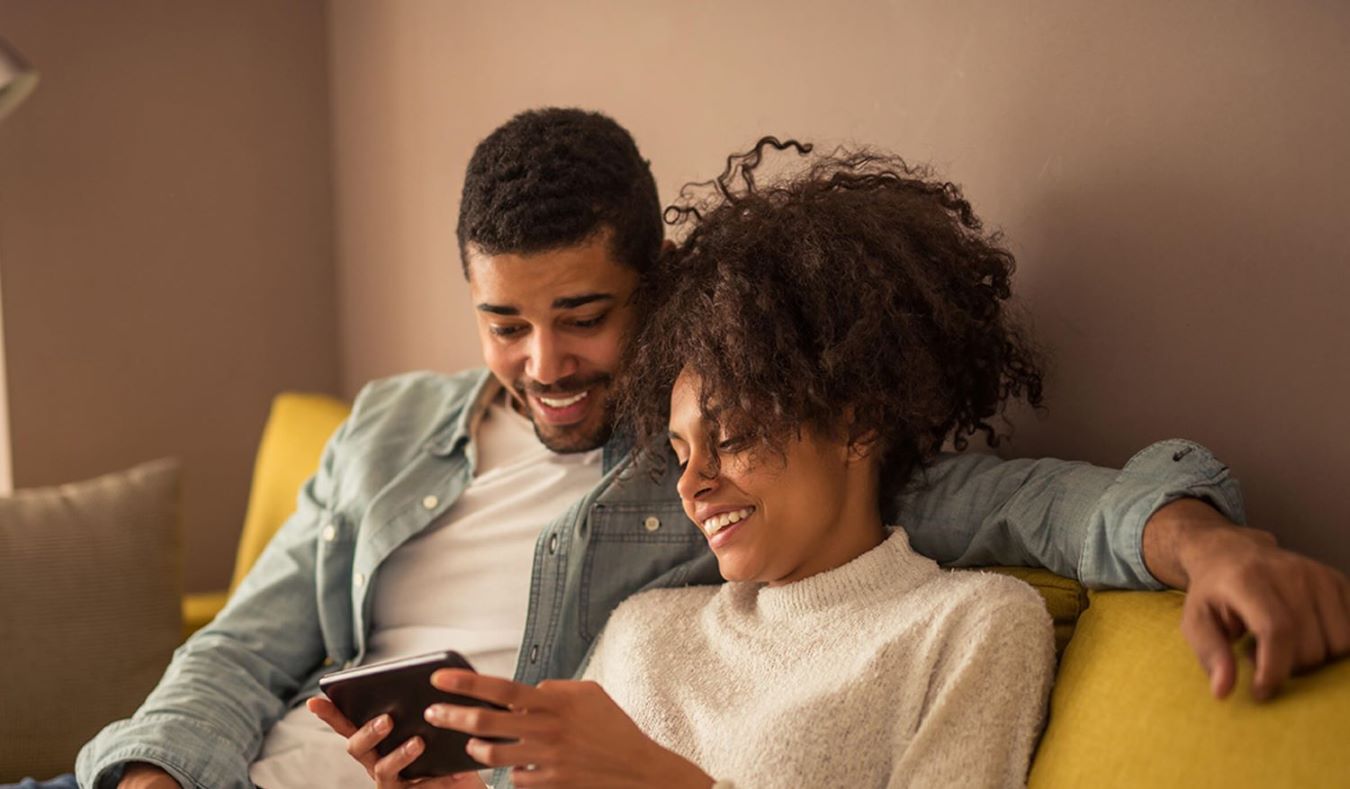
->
[[525, 329, 577, 385]]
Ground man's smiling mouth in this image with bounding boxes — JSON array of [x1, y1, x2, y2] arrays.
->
[[537, 391, 588, 408]]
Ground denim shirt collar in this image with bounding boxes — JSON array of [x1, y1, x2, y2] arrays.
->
[[425, 369, 496, 459]]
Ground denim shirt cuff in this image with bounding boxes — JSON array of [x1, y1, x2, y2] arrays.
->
[[1081, 438, 1245, 590], [77, 714, 254, 789]]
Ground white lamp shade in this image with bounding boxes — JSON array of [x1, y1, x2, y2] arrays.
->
[[0, 36, 38, 122]]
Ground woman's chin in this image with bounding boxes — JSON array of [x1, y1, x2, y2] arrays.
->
[[715, 554, 767, 584]]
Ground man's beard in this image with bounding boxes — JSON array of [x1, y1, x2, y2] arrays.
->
[[514, 373, 615, 454]]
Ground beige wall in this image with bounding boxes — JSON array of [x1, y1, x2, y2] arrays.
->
[[0, 0, 339, 591], [329, 0, 1349, 571]]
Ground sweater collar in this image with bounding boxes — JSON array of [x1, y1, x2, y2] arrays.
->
[[746, 528, 940, 621]]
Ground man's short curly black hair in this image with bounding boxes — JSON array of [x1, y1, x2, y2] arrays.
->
[[456, 108, 663, 277], [616, 138, 1045, 503]]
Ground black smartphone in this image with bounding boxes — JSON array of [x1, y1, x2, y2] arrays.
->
[[317, 649, 510, 779]]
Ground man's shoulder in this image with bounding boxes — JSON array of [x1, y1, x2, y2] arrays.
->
[[346, 369, 490, 427], [355, 368, 489, 406]]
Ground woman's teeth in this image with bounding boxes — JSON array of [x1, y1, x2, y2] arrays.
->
[[538, 391, 588, 408], [702, 507, 755, 536]]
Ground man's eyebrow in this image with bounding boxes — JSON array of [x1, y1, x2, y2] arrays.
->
[[553, 293, 614, 310], [475, 303, 520, 316], [667, 430, 686, 443]]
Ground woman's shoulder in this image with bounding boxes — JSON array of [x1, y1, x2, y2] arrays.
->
[[910, 568, 1055, 647], [585, 585, 721, 680], [599, 585, 721, 648]]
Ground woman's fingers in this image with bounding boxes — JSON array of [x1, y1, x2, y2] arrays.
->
[[372, 735, 423, 786], [431, 669, 543, 711], [345, 713, 395, 760], [307, 696, 401, 777], [425, 703, 556, 739], [464, 736, 553, 769], [306, 696, 358, 738]]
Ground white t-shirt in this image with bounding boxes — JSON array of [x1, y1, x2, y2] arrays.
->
[[249, 390, 602, 789]]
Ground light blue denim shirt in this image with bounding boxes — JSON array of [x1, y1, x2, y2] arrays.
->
[[77, 369, 1243, 789]]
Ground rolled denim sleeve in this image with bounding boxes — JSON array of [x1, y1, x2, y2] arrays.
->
[[74, 418, 349, 789], [897, 438, 1245, 590]]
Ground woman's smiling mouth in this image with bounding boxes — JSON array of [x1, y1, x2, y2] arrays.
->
[[698, 506, 756, 548]]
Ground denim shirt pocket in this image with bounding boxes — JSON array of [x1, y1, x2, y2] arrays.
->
[[578, 500, 706, 642]]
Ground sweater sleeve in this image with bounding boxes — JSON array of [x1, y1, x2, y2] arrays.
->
[[887, 587, 1056, 789]]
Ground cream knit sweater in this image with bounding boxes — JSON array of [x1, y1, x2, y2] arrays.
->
[[582, 529, 1055, 788]]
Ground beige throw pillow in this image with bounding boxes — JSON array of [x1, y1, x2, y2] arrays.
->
[[0, 458, 182, 782]]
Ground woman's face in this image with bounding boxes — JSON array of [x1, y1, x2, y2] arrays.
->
[[667, 368, 881, 585]]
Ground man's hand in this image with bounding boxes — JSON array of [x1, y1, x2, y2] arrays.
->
[[117, 763, 181, 788], [1144, 498, 1350, 700], [307, 696, 488, 788], [424, 669, 714, 789]]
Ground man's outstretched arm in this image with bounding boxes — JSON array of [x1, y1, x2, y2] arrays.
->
[[896, 438, 1350, 698]]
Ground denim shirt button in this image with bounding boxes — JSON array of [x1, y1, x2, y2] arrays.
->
[[643, 516, 661, 532], [354, 573, 366, 588], [547, 534, 558, 554], [321, 523, 336, 542], [422, 495, 439, 510], [529, 644, 539, 663]]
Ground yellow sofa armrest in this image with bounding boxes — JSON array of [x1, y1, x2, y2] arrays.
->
[[181, 590, 230, 640], [1030, 590, 1350, 788]]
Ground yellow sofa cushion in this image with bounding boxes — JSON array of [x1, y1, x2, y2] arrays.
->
[[181, 392, 350, 637], [1029, 590, 1350, 788], [229, 392, 351, 590]]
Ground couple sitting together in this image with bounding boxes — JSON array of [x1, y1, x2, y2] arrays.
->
[[37, 109, 1346, 789]]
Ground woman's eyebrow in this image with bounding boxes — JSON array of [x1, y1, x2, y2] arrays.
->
[[667, 430, 686, 443]]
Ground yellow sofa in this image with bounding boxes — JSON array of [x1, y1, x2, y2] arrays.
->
[[186, 393, 1350, 788]]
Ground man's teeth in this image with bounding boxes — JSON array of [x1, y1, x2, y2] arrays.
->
[[702, 507, 755, 536], [538, 391, 588, 408]]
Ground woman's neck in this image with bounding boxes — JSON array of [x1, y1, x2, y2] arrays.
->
[[768, 464, 887, 586]]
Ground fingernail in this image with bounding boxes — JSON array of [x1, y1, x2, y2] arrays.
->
[[404, 736, 423, 753], [375, 714, 391, 733]]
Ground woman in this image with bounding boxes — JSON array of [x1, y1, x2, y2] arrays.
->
[[314, 140, 1056, 788]]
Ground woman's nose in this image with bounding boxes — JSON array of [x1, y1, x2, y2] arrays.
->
[[676, 452, 717, 501]]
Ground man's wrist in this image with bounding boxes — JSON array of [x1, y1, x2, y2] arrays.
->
[[1143, 497, 1268, 589]]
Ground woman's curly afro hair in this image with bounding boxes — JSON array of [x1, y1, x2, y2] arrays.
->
[[615, 138, 1045, 501]]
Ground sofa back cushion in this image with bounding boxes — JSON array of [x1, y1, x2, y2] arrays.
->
[[0, 459, 182, 782]]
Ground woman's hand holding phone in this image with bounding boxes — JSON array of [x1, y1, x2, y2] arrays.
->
[[308, 695, 487, 788], [422, 670, 715, 789]]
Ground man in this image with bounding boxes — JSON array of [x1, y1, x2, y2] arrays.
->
[[51, 109, 1347, 789]]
